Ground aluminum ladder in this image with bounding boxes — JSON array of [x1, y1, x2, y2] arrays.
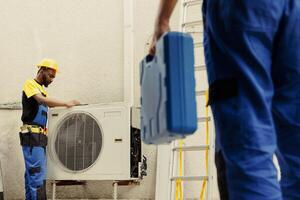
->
[[155, 1, 215, 199]]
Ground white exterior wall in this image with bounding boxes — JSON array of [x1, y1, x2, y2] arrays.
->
[[0, 0, 219, 199]]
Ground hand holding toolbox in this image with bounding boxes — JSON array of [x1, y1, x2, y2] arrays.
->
[[140, 32, 198, 144]]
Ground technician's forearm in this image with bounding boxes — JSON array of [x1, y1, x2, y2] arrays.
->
[[155, 0, 178, 26], [43, 97, 67, 108]]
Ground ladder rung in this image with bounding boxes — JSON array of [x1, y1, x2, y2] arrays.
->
[[194, 42, 203, 48], [186, 31, 203, 34], [173, 145, 209, 151], [182, 20, 202, 28], [195, 65, 206, 71], [195, 90, 206, 96], [171, 175, 208, 181], [183, 0, 202, 7], [198, 117, 211, 123]]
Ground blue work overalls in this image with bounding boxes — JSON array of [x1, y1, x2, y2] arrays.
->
[[21, 104, 48, 200], [203, 0, 300, 199]]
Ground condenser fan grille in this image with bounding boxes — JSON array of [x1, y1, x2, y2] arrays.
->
[[55, 113, 102, 171]]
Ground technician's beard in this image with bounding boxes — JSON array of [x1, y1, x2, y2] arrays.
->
[[42, 75, 49, 87]]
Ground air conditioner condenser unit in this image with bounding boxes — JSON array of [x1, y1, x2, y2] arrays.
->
[[46, 103, 142, 181]]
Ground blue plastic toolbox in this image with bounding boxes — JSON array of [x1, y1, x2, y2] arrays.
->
[[140, 32, 197, 144]]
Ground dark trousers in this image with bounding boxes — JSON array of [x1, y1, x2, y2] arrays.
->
[[203, 0, 300, 199], [215, 151, 228, 200], [22, 146, 47, 200]]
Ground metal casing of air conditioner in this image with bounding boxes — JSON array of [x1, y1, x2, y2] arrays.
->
[[46, 103, 133, 180]]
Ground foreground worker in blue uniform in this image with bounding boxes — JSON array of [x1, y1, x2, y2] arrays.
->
[[150, 0, 300, 199], [20, 58, 80, 199]]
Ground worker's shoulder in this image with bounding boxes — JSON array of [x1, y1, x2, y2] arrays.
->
[[23, 79, 48, 97], [23, 79, 38, 90], [23, 79, 37, 86]]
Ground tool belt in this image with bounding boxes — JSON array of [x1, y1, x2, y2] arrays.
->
[[20, 124, 48, 135], [19, 125, 48, 147]]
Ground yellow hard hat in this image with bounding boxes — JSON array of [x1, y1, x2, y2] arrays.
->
[[36, 58, 59, 73]]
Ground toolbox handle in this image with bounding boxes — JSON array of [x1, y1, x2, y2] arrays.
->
[[145, 54, 154, 62]]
